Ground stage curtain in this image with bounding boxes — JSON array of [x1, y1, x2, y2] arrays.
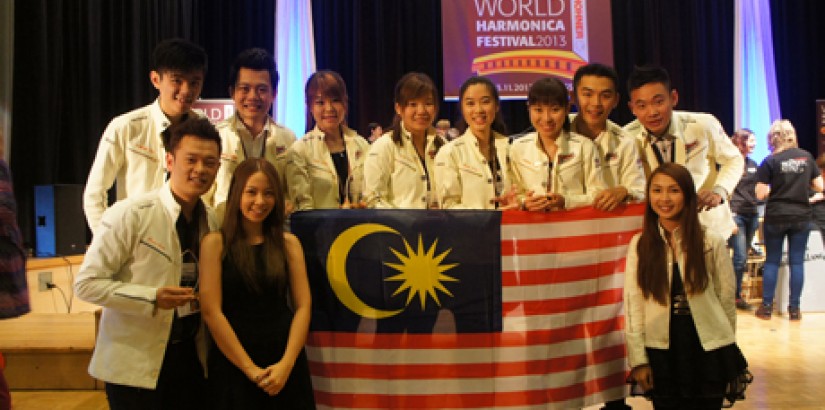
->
[[769, 0, 825, 157]]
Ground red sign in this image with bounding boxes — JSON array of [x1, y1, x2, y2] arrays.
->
[[192, 99, 235, 123], [442, 0, 614, 100]]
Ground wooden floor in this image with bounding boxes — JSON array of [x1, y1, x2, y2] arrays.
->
[[10, 311, 825, 409]]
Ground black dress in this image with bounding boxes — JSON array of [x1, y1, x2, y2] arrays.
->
[[645, 264, 749, 407], [208, 245, 316, 409]]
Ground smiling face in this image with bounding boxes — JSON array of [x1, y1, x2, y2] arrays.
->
[[151, 69, 204, 121], [574, 75, 619, 129], [240, 171, 276, 224], [310, 94, 347, 134], [648, 173, 685, 231], [396, 96, 436, 137], [166, 135, 220, 203], [529, 102, 568, 140], [232, 68, 274, 126], [629, 82, 678, 137], [460, 83, 498, 137]]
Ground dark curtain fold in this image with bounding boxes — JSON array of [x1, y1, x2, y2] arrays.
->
[[11, 0, 276, 248], [770, 0, 825, 156]]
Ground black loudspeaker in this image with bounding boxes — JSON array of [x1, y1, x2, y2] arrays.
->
[[34, 184, 86, 256]]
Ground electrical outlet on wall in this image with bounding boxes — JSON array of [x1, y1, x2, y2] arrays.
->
[[38, 271, 52, 292]]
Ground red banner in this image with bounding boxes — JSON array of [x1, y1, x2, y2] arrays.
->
[[442, 0, 614, 100]]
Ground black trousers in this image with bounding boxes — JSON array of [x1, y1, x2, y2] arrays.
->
[[105, 339, 206, 410]]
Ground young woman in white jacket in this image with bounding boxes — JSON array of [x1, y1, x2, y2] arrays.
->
[[434, 76, 517, 210], [625, 163, 750, 408], [363, 72, 446, 209], [285, 70, 369, 210], [510, 77, 606, 211]]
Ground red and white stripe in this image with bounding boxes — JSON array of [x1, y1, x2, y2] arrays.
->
[[307, 205, 645, 409]]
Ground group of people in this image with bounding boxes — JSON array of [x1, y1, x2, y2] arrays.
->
[[65, 37, 822, 409]]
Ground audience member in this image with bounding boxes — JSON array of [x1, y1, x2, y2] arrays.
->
[[83, 38, 208, 234], [285, 71, 369, 210], [210, 48, 296, 222], [625, 163, 749, 408], [510, 77, 606, 212], [434, 76, 516, 209], [200, 158, 315, 408], [571, 63, 646, 212], [75, 118, 221, 409], [363, 72, 445, 209], [0, 131, 29, 410], [755, 120, 823, 321], [624, 66, 743, 239], [728, 129, 760, 310], [366, 122, 383, 143]]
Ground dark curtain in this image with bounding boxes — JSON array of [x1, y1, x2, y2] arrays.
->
[[770, 0, 825, 157], [11, 0, 276, 248]]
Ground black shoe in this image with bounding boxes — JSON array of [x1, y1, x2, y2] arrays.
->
[[788, 306, 801, 321], [755, 303, 772, 320], [736, 298, 752, 310]]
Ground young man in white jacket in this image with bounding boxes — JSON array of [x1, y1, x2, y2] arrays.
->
[[83, 39, 207, 234], [624, 66, 743, 239], [75, 118, 221, 409], [570, 63, 646, 211], [207, 48, 296, 222]]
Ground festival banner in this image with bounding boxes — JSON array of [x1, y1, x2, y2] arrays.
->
[[441, 0, 613, 100], [291, 204, 644, 409]]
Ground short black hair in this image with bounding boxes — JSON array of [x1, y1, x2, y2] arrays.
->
[[573, 63, 619, 93], [527, 77, 571, 132], [165, 117, 222, 156], [152, 38, 208, 75], [627, 65, 671, 93], [229, 48, 279, 91]]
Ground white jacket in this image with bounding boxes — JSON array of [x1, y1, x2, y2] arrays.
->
[[285, 126, 370, 210], [74, 182, 219, 389], [623, 227, 737, 369], [208, 114, 296, 222], [363, 125, 445, 209], [570, 114, 646, 201], [624, 111, 743, 238], [510, 131, 606, 209], [83, 100, 203, 234], [434, 130, 513, 210]]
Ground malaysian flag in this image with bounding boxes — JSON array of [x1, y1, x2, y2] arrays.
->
[[291, 204, 644, 409]]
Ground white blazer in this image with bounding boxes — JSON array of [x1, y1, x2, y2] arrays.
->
[[286, 126, 370, 210], [83, 100, 203, 234], [75, 183, 219, 388], [363, 125, 445, 209], [624, 227, 737, 368], [510, 131, 606, 209], [208, 114, 296, 222], [570, 114, 646, 201], [625, 111, 744, 238], [434, 129, 513, 209]]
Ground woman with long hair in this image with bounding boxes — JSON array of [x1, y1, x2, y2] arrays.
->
[[285, 70, 370, 210], [434, 76, 517, 209], [200, 158, 315, 408], [755, 120, 823, 321], [727, 129, 760, 310], [363, 72, 446, 209], [625, 163, 749, 409], [510, 76, 605, 211]]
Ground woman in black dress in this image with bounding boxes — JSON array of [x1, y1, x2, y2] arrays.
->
[[624, 163, 750, 409], [200, 158, 315, 409]]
